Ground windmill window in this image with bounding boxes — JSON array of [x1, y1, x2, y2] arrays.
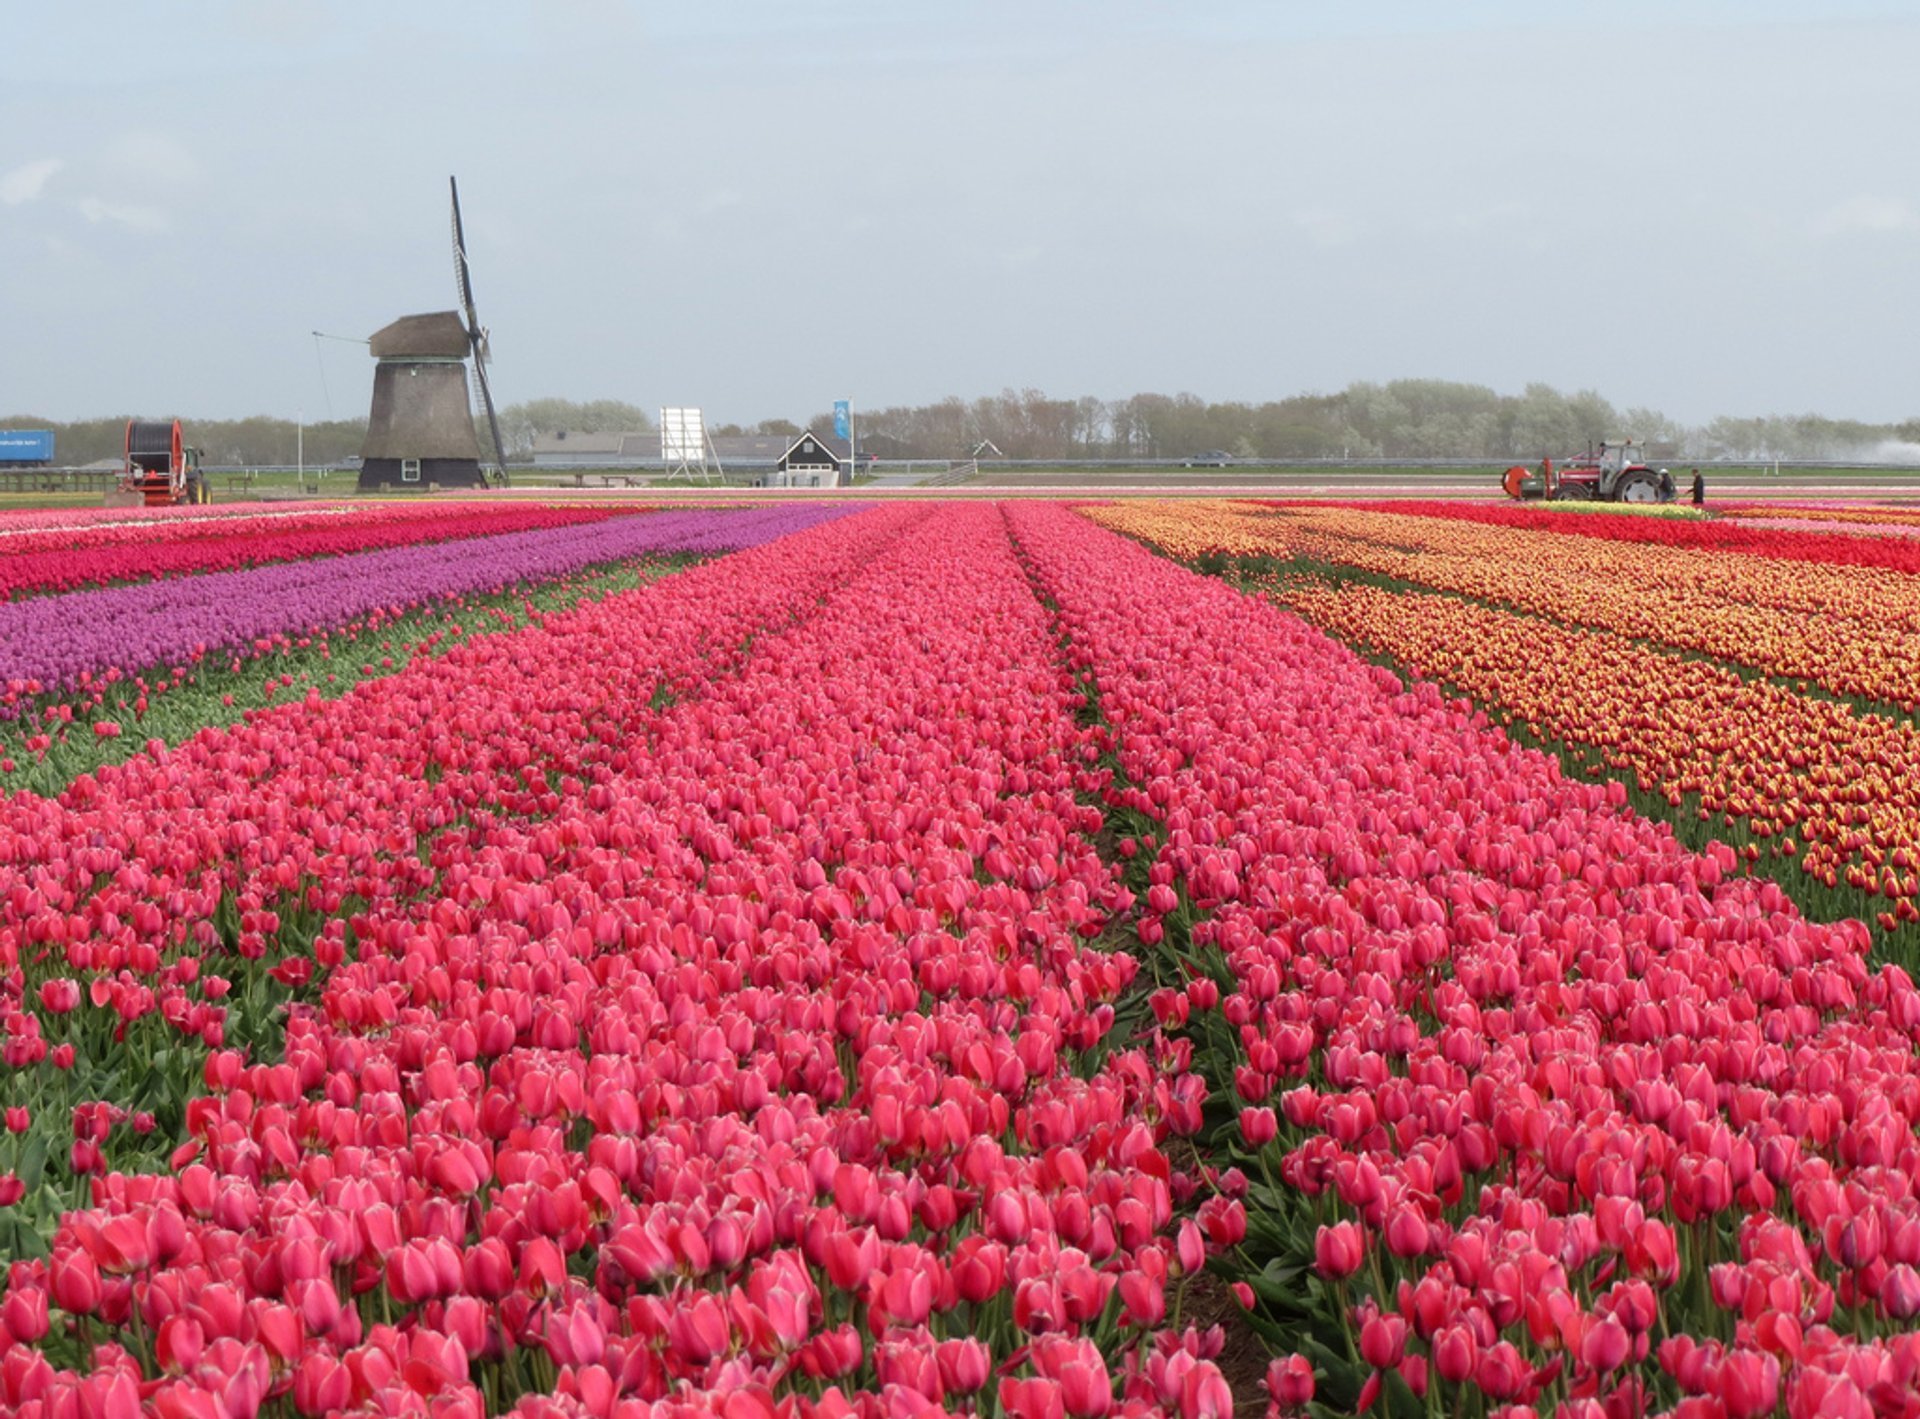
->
[[401, 459, 421, 482]]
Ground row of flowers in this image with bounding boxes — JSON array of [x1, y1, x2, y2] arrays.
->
[[0, 556, 693, 808], [0, 505, 336, 532], [1026, 501, 1920, 1417], [0, 504, 901, 1249], [1717, 504, 1920, 533], [1711, 516, 1920, 540], [1267, 571, 1920, 935], [1086, 501, 1920, 714], [0, 501, 647, 601], [0, 503, 863, 708], [1324, 499, 1920, 575], [1074, 502, 1292, 563], [0, 503, 1247, 1419]]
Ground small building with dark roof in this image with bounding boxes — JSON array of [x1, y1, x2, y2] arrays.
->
[[776, 431, 849, 486]]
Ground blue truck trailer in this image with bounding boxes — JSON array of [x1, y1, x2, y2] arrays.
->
[[0, 430, 54, 465]]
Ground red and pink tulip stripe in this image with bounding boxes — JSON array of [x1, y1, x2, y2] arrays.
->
[[1021, 501, 1920, 1417], [0, 504, 1236, 1419]]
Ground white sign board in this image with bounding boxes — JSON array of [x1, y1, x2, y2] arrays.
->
[[660, 408, 705, 463]]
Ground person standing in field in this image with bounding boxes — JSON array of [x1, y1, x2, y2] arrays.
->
[[1691, 469, 1705, 507]]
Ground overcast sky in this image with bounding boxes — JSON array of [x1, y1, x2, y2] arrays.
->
[[4, 1, 1918, 427]]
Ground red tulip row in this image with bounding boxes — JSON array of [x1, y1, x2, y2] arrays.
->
[[0, 501, 644, 600], [1016, 502, 1920, 1418], [1306, 500, 1920, 575], [0, 504, 1244, 1419]]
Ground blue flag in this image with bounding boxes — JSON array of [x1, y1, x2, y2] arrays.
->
[[833, 400, 850, 440]]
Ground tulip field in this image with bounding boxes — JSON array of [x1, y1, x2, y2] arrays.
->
[[8, 496, 1920, 1419]]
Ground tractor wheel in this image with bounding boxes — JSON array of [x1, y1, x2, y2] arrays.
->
[[1616, 473, 1661, 504], [1552, 484, 1585, 501]]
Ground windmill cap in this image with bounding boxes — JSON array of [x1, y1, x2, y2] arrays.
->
[[369, 311, 470, 359]]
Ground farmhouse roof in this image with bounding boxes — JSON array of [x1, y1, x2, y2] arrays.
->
[[784, 431, 851, 463]]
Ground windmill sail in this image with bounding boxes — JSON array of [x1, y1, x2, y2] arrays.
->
[[450, 176, 510, 485]]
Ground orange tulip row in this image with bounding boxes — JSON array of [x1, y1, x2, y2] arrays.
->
[[1268, 572, 1920, 932], [1086, 501, 1920, 714], [1076, 500, 1289, 562]]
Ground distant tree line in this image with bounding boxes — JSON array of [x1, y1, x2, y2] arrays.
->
[[8, 385, 1920, 466], [803, 384, 1920, 463]]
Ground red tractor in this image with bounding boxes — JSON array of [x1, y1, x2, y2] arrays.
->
[[1502, 439, 1674, 504], [115, 419, 209, 506]]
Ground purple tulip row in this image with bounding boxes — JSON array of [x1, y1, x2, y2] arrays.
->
[[0, 503, 868, 701]]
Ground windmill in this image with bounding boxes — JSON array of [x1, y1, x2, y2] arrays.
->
[[356, 177, 510, 492]]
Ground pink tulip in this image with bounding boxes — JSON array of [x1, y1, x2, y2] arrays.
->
[[1001, 1376, 1066, 1419], [50, 1251, 101, 1315], [1359, 1313, 1407, 1370], [1239, 1107, 1277, 1148], [519, 1237, 567, 1297], [291, 1354, 352, 1416], [1313, 1221, 1364, 1279], [1383, 1206, 1430, 1259], [1266, 1354, 1313, 1409], [547, 1302, 608, 1367], [949, 1236, 1006, 1304], [936, 1337, 991, 1394], [1579, 1315, 1630, 1375], [1718, 1349, 1781, 1419], [1429, 1325, 1477, 1385], [0, 1287, 47, 1344], [1178, 1361, 1234, 1419], [1117, 1268, 1165, 1328]]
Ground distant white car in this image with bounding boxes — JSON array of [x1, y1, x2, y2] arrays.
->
[[1181, 450, 1233, 468]]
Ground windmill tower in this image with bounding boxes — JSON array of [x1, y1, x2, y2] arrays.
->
[[357, 178, 509, 492]]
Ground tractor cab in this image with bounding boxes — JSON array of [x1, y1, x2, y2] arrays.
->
[[1596, 441, 1645, 478]]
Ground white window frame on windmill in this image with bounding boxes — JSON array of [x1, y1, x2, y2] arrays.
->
[[401, 458, 421, 483]]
